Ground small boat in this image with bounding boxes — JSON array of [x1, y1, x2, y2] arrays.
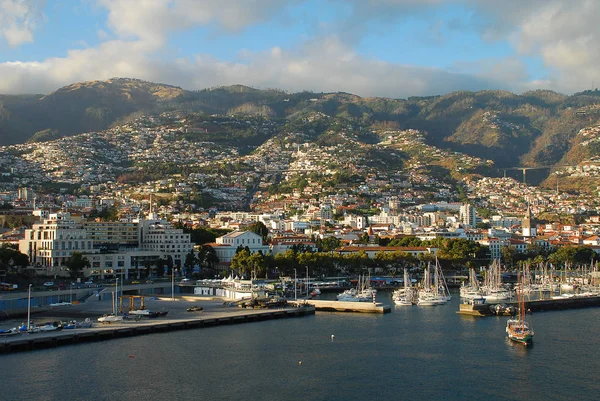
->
[[63, 318, 93, 329], [186, 306, 203, 312], [27, 321, 63, 333], [457, 297, 491, 316], [0, 327, 21, 336], [128, 309, 151, 316], [128, 309, 168, 318], [97, 314, 124, 324]]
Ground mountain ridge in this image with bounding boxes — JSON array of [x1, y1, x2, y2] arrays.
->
[[1, 78, 600, 174]]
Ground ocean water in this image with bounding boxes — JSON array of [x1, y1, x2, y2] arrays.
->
[[2, 293, 599, 401]]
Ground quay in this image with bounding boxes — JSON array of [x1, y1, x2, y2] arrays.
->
[[293, 299, 391, 314], [0, 297, 315, 354], [521, 294, 600, 312], [457, 294, 600, 317]]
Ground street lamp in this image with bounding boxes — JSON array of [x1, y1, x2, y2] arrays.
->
[[306, 266, 309, 299], [27, 284, 32, 331], [294, 268, 297, 301]]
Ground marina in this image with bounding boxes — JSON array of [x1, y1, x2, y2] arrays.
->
[[2, 291, 600, 401]]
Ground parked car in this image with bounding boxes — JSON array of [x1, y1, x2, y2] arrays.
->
[[43, 282, 54, 287]]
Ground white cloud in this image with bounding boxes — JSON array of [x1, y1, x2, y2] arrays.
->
[[470, 0, 600, 93], [2, 0, 600, 96], [98, 0, 293, 43], [0, 0, 45, 47]]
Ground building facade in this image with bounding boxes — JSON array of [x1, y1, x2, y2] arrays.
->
[[211, 231, 270, 263]]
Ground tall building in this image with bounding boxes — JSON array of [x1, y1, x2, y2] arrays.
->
[[17, 187, 33, 201], [460, 203, 477, 228], [522, 206, 537, 238], [19, 212, 95, 269]]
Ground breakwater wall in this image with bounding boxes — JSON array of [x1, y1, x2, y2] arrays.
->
[[0, 305, 315, 354]]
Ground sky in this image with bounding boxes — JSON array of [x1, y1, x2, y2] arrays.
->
[[0, 0, 599, 98]]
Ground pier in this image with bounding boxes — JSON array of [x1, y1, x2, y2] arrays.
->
[[521, 295, 600, 312], [458, 294, 600, 317], [0, 298, 315, 354]]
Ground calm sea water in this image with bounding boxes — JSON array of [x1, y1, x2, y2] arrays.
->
[[2, 292, 599, 401]]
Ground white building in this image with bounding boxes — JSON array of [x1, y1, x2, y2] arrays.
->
[[19, 211, 194, 279], [19, 212, 96, 269], [138, 214, 194, 268], [211, 231, 270, 263], [460, 203, 478, 228]]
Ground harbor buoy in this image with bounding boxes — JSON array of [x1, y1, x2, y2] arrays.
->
[[298, 361, 302, 365], [129, 355, 135, 359], [331, 334, 335, 342]]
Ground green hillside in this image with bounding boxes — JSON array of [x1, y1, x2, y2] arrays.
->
[[2, 78, 600, 175]]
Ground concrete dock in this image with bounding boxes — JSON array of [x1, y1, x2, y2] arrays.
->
[[458, 294, 600, 317], [293, 299, 391, 313], [0, 297, 315, 354]]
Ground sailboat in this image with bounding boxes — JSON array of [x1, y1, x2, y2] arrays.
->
[[506, 273, 534, 345], [98, 278, 123, 324], [336, 273, 376, 302], [417, 258, 448, 306], [392, 268, 415, 306]]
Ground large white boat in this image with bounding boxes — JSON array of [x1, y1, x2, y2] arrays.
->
[[479, 260, 513, 302], [417, 259, 449, 306], [393, 269, 415, 306], [337, 274, 377, 302], [460, 268, 483, 300]]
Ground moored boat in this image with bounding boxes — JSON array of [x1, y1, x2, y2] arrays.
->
[[63, 318, 93, 329], [97, 314, 124, 324], [0, 327, 21, 336], [506, 273, 534, 345]]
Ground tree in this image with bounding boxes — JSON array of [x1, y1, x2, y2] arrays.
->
[[0, 246, 28, 269], [66, 252, 90, 279], [184, 249, 197, 275], [247, 221, 268, 242], [230, 249, 251, 276], [318, 236, 341, 252], [501, 246, 517, 269]]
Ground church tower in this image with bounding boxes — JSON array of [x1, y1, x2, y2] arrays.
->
[[522, 205, 537, 238]]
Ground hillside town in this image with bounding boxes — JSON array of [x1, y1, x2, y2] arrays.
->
[[0, 114, 599, 283]]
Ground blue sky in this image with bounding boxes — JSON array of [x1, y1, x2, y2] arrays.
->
[[0, 0, 598, 97]]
